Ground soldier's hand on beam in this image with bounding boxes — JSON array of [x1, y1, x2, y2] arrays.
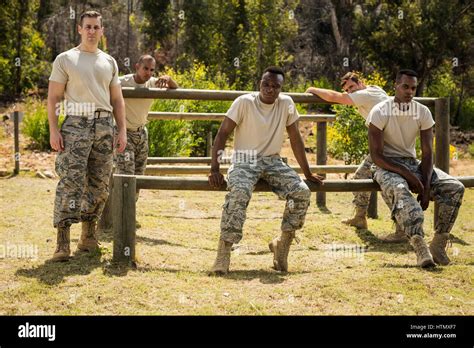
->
[[50, 129, 64, 152], [304, 173, 325, 185], [155, 75, 172, 88], [115, 128, 127, 153], [208, 170, 224, 188]]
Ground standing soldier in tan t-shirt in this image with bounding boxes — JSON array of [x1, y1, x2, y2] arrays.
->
[[306, 73, 407, 242], [48, 11, 127, 261], [208, 66, 324, 274]]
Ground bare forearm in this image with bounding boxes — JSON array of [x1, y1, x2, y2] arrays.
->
[[47, 96, 62, 131], [307, 87, 339, 103], [112, 99, 126, 131], [211, 132, 227, 171], [290, 135, 311, 176], [420, 153, 433, 187], [371, 152, 413, 181]]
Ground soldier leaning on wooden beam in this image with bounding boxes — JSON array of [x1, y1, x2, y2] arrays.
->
[[47, 11, 127, 262], [306, 72, 407, 243], [208, 66, 324, 275], [367, 69, 465, 268], [100, 54, 178, 222]]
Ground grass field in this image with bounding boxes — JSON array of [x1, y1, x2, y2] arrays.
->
[[0, 174, 472, 315]]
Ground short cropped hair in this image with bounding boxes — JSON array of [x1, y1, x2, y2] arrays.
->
[[137, 54, 156, 66], [340, 71, 360, 87], [80, 10, 102, 27], [396, 69, 418, 82], [263, 66, 285, 80]]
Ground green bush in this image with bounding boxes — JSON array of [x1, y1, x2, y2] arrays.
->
[[147, 119, 194, 157], [459, 98, 474, 130], [327, 105, 368, 164], [150, 62, 234, 156], [22, 98, 63, 150]]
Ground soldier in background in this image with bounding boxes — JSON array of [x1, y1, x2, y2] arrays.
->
[[115, 55, 177, 194], [47, 10, 127, 261], [306, 73, 407, 242], [98, 55, 178, 228]]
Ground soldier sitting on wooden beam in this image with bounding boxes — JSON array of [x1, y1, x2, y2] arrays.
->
[[367, 69, 465, 268], [208, 66, 324, 274]]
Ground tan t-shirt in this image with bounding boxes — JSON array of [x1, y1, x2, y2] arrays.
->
[[226, 93, 299, 157], [366, 99, 435, 158], [120, 74, 157, 129], [49, 46, 120, 113], [349, 85, 389, 120]]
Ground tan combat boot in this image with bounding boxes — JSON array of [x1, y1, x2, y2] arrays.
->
[[210, 239, 232, 275], [380, 224, 409, 243], [77, 220, 99, 252], [52, 225, 71, 262], [269, 231, 295, 272], [429, 233, 451, 266], [341, 207, 368, 229], [410, 235, 435, 268]]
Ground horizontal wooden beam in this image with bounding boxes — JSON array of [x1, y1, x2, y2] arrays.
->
[[132, 175, 474, 192], [148, 112, 335, 122], [122, 87, 437, 106], [147, 157, 212, 164], [145, 165, 359, 175]]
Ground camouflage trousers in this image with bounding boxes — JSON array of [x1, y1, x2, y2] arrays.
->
[[53, 115, 114, 228], [374, 157, 465, 237], [220, 155, 311, 244], [115, 126, 148, 176], [352, 155, 374, 211]]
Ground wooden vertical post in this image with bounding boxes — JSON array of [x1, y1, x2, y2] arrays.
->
[[367, 191, 378, 219], [434, 98, 450, 227], [13, 111, 21, 175], [112, 174, 136, 264], [206, 131, 213, 157], [316, 122, 327, 208]]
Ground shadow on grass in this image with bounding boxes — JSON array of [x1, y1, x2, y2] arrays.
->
[[216, 268, 308, 284], [15, 249, 106, 285], [382, 263, 445, 273], [316, 206, 332, 214], [97, 229, 189, 248], [354, 228, 411, 254]]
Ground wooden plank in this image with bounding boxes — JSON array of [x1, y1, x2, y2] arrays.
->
[[13, 111, 20, 175], [434, 98, 450, 228], [133, 175, 474, 192], [316, 122, 327, 207], [147, 112, 336, 122], [122, 87, 437, 106], [147, 157, 213, 164], [112, 175, 136, 264], [145, 165, 359, 175], [367, 192, 378, 219]]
